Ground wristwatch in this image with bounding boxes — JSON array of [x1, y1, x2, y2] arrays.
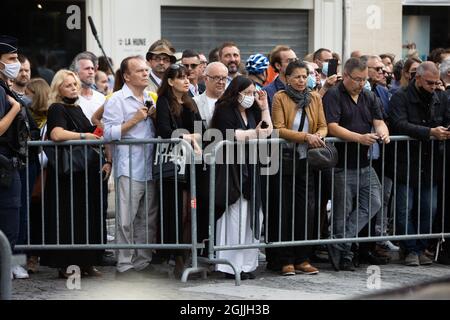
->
[[80, 133, 86, 140]]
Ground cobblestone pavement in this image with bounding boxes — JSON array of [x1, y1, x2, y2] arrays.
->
[[11, 256, 450, 300]]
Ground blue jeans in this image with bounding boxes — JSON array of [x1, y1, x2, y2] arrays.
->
[[395, 184, 437, 255], [331, 166, 382, 260], [0, 169, 21, 250]]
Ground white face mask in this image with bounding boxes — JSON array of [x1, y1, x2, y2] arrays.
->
[[0, 61, 21, 79], [238, 93, 255, 109]]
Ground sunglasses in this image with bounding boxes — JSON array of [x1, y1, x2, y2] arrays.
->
[[369, 66, 384, 72], [182, 63, 199, 70], [424, 79, 441, 86]]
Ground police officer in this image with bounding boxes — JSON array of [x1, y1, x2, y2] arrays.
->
[[0, 35, 28, 253]]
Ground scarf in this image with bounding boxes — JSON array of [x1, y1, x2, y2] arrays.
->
[[285, 85, 311, 110]]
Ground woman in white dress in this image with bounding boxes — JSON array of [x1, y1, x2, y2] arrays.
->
[[210, 75, 272, 280]]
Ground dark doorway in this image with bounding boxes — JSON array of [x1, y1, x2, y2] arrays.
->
[[0, 0, 86, 83], [403, 6, 450, 52]]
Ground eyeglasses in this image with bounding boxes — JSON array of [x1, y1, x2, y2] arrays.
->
[[206, 75, 227, 83], [200, 60, 208, 66], [369, 66, 384, 73], [347, 73, 368, 83], [152, 55, 171, 63], [285, 58, 299, 64], [182, 63, 199, 70]]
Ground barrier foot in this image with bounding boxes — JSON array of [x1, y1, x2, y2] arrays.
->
[[196, 257, 241, 286], [180, 266, 210, 283]]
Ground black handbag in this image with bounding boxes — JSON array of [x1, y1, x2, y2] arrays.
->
[[152, 142, 187, 182], [45, 110, 101, 175], [307, 142, 338, 170]]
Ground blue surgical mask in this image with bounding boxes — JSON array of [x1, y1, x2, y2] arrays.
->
[[363, 80, 372, 91], [321, 62, 329, 76], [0, 61, 21, 79], [307, 75, 316, 90]]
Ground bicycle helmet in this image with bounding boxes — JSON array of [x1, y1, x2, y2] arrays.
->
[[245, 53, 269, 75]]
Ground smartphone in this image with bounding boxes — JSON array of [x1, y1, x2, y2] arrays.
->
[[93, 126, 103, 137], [261, 121, 269, 129], [327, 58, 338, 77], [146, 100, 156, 118]]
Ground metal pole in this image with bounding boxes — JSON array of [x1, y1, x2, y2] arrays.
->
[[0, 231, 12, 300]]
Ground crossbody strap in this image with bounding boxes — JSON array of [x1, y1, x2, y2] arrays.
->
[[297, 107, 307, 132]]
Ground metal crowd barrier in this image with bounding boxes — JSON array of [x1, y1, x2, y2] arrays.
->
[[19, 138, 207, 282], [0, 231, 11, 300], [16, 136, 450, 286], [200, 136, 450, 285]]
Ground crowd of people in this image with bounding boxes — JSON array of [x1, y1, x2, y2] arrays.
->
[[1, 34, 450, 283]]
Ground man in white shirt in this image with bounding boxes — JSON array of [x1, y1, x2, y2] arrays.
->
[[73, 54, 105, 124], [103, 55, 158, 277], [193, 62, 228, 128]]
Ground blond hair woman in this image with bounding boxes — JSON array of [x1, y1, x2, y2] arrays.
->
[[40, 69, 108, 278]]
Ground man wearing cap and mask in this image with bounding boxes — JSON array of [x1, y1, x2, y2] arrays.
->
[[0, 35, 30, 264], [145, 40, 176, 93]]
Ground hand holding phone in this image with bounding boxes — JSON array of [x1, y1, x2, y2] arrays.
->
[[327, 58, 338, 77], [261, 121, 269, 129], [93, 126, 104, 137]]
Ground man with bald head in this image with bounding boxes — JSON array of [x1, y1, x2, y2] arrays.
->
[[193, 61, 228, 128], [192, 61, 228, 245], [388, 61, 450, 267]]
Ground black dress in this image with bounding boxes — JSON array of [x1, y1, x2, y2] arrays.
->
[[40, 103, 103, 269], [155, 96, 202, 249], [211, 103, 263, 240]]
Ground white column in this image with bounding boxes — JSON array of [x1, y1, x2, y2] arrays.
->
[[313, 0, 344, 58]]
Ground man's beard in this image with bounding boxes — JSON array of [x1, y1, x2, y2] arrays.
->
[[81, 79, 94, 88], [227, 63, 238, 74], [15, 78, 29, 87]]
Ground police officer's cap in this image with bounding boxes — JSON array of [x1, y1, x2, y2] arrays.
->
[[0, 35, 18, 55]]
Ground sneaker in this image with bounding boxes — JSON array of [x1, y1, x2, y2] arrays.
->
[[242, 272, 256, 280], [377, 241, 399, 252], [224, 272, 250, 280], [294, 261, 319, 275], [360, 251, 390, 265], [12, 265, 29, 279], [339, 259, 355, 271], [424, 249, 434, 259], [81, 266, 102, 277], [419, 253, 433, 265], [281, 264, 296, 276], [404, 252, 419, 266]]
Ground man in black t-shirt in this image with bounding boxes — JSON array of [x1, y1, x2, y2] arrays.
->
[[323, 58, 390, 271]]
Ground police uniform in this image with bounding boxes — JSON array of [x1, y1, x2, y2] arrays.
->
[[0, 35, 23, 250]]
